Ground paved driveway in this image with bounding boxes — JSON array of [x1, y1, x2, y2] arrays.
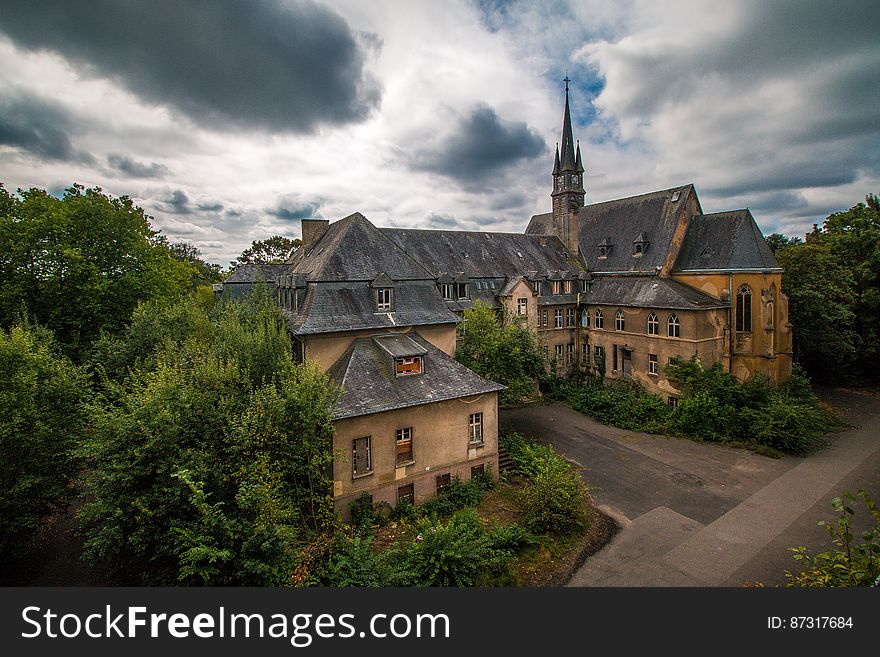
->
[[500, 388, 880, 586]]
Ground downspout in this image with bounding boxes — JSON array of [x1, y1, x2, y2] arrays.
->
[[728, 272, 733, 373]]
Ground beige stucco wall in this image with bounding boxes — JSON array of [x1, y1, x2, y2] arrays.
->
[[332, 392, 499, 519], [302, 323, 457, 371], [672, 272, 793, 384], [583, 304, 727, 398]]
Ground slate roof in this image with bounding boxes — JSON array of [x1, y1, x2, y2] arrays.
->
[[380, 227, 571, 278], [674, 210, 780, 271], [329, 334, 504, 420], [586, 276, 727, 310], [527, 184, 696, 273], [224, 263, 287, 283], [287, 212, 433, 281], [289, 281, 460, 335]]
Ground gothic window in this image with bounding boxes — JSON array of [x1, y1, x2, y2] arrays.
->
[[647, 312, 659, 335], [736, 284, 752, 332], [615, 310, 625, 331], [595, 308, 604, 329], [667, 314, 680, 338]]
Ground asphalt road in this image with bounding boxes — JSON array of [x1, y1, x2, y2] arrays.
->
[[500, 388, 880, 586]]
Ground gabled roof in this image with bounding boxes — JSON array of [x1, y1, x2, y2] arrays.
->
[[287, 212, 433, 282], [579, 185, 695, 273], [587, 276, 727, 310], [674, 210, 780, 271], [526, 184, 696, 274], [289, 281, 460, 335], [380, 227, 571, 278], [328, 334, 504, 419]]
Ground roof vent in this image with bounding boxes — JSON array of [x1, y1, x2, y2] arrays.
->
[[671, 190, 681, 202], [516, 251, 523, 258]]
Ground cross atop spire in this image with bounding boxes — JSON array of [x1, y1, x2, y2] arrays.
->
[[563, 74, 571, 92], [559, 77, 576, 172]]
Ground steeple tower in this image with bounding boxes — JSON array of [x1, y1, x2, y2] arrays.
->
[[551, 77, 585, 254]]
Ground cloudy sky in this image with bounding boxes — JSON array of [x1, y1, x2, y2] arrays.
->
[[1, 0, 878, 265]]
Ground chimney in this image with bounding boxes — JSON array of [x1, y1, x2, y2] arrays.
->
[[301, 218, 329, 253], [565, 209, 580, 257]]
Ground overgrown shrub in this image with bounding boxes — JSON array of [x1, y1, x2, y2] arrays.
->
[[786, 490, 880, 587], [560, 357, 838, 455], [400, 509, 512, 586], [307, 534, 399, 587], [500, 432, 591, 536], [419, 474, 490, 517]]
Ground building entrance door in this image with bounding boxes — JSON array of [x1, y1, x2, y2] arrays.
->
[[622, 348, 632, 379]]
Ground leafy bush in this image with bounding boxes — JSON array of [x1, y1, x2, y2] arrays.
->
[[487, 522, 538, 552], [500, 432, 591, 536], [561, 357, 838, 455], [400, 509, 512, 586], [309, 535, 399, 587], [419, 475, 490, 517], [786, 490, 880, 587]]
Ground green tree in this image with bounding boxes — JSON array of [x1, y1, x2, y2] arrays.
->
[[765, 233, 802, 253], [0, 184, 198, 360], [80, 291, 337, 585], [456, 301, 549, 404], [166, 240, 224, 286], [0, 323, 88, 564], [232, 235, 301, 267]]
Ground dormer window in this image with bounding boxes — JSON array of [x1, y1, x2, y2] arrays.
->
[[441, 283, 453, 300], [633, 232, 649, 256], [376, 287, 393, 312], [456, 282, 468, 299], [552, 280, 561, 295], [534, 280, 543, 296], [564, 280, 573, 294], [395, 356, 423, 376]]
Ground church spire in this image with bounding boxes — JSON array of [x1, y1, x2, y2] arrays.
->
[[559, 76, 576, 172], [553, 143, 560, 175]]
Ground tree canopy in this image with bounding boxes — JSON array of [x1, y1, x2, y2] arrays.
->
[[0, 184, 199, 360], [775, 194, 880, 383], [455, 302, 549, 404], [0, 323, 88, 566], [81, 289, 338, 585], [232, 235, 301, 267]]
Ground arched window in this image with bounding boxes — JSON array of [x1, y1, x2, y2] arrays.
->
[[736, 284, 752, 332], [595, 309, 604, 329], [581, 309, 590, 327], [615, 309, 625, 331], [667, 314, 680, 338], [647, 312, 659, 335]]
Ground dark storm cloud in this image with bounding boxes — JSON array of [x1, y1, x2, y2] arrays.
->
[[0, 92, 93, 163], [412, 104, 545, 184], [425, 212, 460, 229], [198, 201, 224, 213], [0, 0, 382, 133], [267, 197, 321, 221], [106, 154, 170, 179], [166, 190, 192, 214]]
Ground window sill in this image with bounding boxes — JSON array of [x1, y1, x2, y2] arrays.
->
[[648, 372, 658, 377], [352, 470, 374, 480], [468, 441, 485, 448], [396, 460, 415, 468]]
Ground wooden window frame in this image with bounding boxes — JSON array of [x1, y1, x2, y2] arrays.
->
[[395, 427, 414, 465], [648, 353, 658, 376], [397, 483, 414, 506], [376, 287, 393, 312], [667, 314, 681, 338], [352, 436, 372, 478], [566, 307, 575, 327], [647, 312, 659, 335], [517, 298, 528, 315], [468, 412, 483, 445], [595, 308, 604, 329], [395, 355, 423, 377], [555, 309, 564, 328], [615, 309, 625, 331]]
